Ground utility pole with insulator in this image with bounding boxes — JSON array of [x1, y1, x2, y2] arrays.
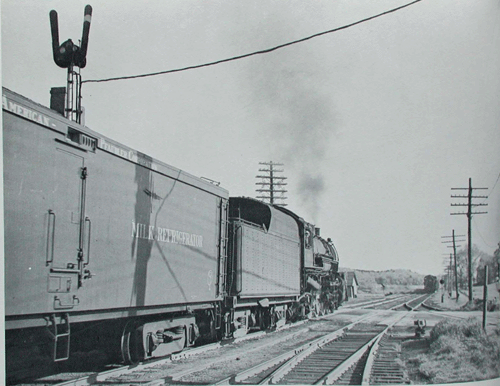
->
[[451, 178, 488, 301], [441, 253, 451, 295], [255, 161, 288, 207], [449, 253, 453, 294]]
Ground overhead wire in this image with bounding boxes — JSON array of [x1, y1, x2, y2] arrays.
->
[[482, 171, 500, 202], [472, 171, 500, 249], [472, 217, 496, 249], [82, 0, 423, 84]]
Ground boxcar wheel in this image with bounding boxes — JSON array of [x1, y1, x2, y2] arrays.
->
[[121, 321, 144, 364]]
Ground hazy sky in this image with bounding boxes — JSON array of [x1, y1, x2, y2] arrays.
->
[[2, 0, 499, 275]]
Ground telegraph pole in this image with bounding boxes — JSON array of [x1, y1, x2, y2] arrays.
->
[[441, 253, 453, 296], [449, 253, 453, 294], [255, 161, 288, 206], [451, 178, 488, 301], [442, 230, 465, 300]]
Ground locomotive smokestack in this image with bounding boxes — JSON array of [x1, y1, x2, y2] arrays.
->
[[50, 87, 66, 116], [315, 227, 320, 236]]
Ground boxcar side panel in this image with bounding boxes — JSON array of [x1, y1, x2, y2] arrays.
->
[[79, 150, 224, 311], [3, 88, 228, 326], [3, 113, 73, 316]]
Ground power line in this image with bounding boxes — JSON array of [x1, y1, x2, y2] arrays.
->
[[472, 217, 497, 249], [82, 0, 423, 85], [483, 171, 500, 202]]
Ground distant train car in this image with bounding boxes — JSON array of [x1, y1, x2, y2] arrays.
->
[[3, 87, 229, 364]]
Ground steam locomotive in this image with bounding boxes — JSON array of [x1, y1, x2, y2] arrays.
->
[[3, 87, 344, 370]]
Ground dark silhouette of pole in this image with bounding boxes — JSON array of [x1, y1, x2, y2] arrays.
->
[[467, 178, 472, 301], [483, 266, 488, 330], [453, 230, 459, 300], [442, 230, 465, 300], [449, 253, 453, 294], [451, 178, 488, 301]]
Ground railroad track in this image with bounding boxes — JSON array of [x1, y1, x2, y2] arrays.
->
[[213, 295, 428, 385], [361, 331, 407, 385], [215, 315, 405, 384], [341, 295, 407, 310], [20, 295, 430, 385], [363, 294, 429, 311], [42, 318, 317, 386]]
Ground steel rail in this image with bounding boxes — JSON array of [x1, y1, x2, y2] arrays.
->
[[170, 326, 310, 382], [360, 311, 412, 385], [52, 342, 221, 386], [406, 294, 433, 310], [341, 295, 407, 310], [343, 294, 430, 385], [48, 317, 312, 385], [317, 332, 382, 385], [51, 295, 429, 386], [230, 295, 426, 385], [322, 296, 427, 385], [224, 310, 385, 385], [51, 319, 309, 385]]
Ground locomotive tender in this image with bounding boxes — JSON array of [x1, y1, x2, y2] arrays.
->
[[3, 87, 343, 368]]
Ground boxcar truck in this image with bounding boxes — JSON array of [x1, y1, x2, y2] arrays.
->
[[3, 87, 229, 369]]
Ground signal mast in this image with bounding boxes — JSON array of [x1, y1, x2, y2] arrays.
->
[[49, 5, 92, 124]]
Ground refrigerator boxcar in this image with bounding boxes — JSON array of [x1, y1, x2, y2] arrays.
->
[[3, 87, 229, 364]]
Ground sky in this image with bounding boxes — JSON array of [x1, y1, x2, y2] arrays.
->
[[1, 0, 499, 276]]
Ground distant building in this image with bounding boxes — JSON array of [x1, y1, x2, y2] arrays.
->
[[341, 271, 359, 300]]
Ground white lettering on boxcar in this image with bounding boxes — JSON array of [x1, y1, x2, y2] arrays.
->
[[99, 138, 158, 170], [3, 95, 52, 127], [131, 221, 203, 248]]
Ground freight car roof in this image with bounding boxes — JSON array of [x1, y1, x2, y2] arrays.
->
[[2, 87, 228, 198]]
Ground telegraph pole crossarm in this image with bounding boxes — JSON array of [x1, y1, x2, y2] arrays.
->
[[450, 178, 488, 301], [255, 161, 288, 207]]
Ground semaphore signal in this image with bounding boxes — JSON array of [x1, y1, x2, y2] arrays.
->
[[49, 5, 92, 124]]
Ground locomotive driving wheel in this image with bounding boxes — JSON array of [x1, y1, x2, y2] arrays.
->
[[121, 321, 144, 364]]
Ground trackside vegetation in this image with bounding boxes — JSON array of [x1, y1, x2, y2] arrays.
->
[[406, 318, 500, 383]]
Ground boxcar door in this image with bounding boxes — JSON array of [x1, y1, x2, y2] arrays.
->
[[46, 148, 89, 309]]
